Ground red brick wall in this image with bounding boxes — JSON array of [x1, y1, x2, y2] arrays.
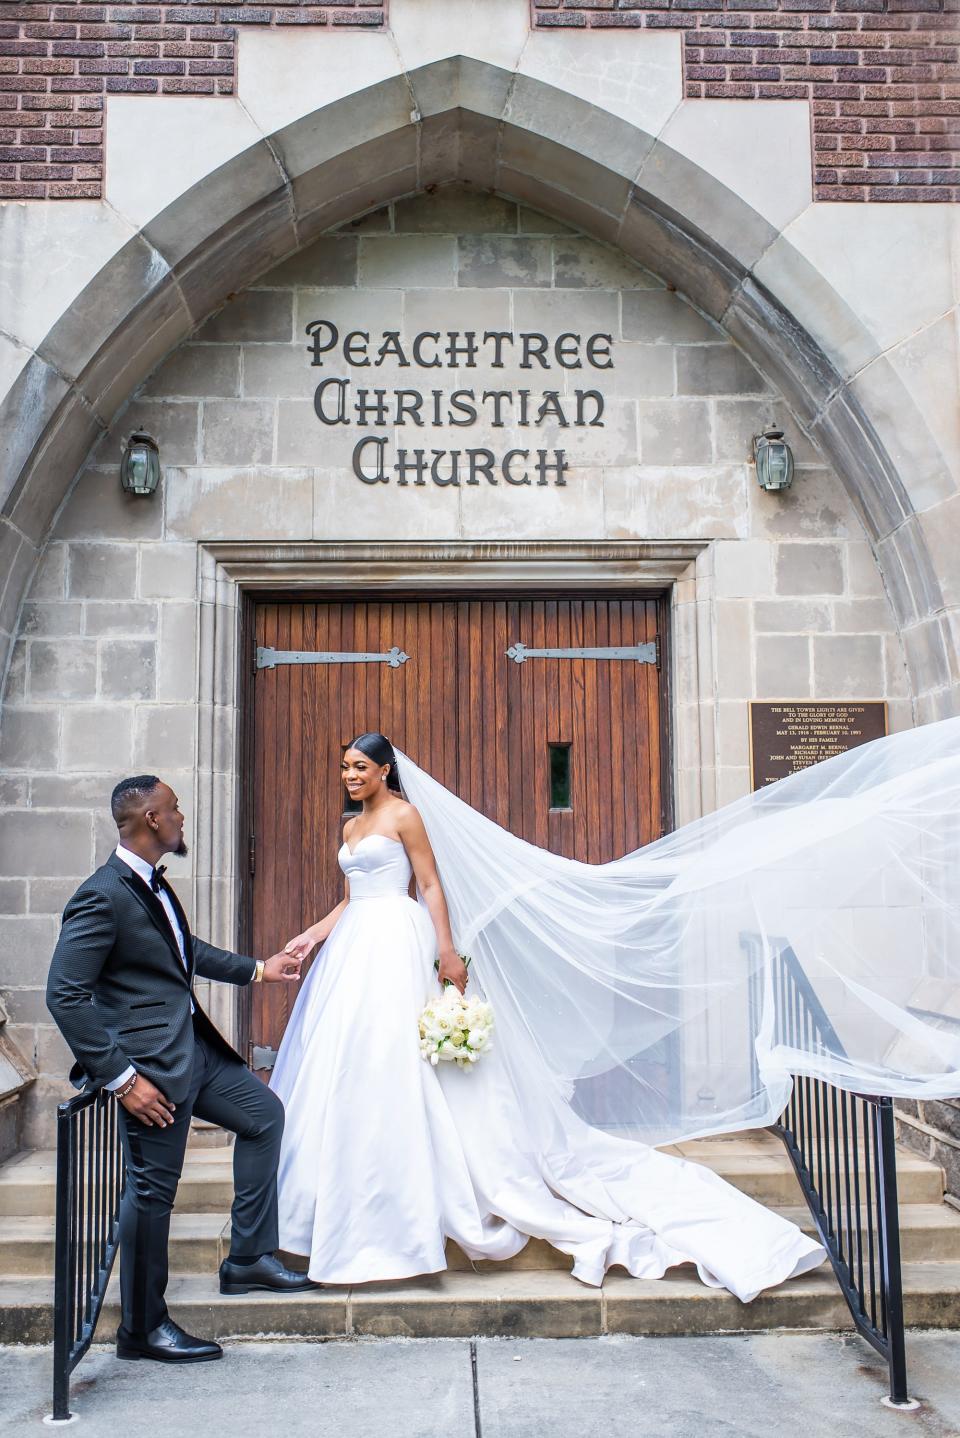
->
[[1, 1, 956, 201], [0, 2, 386, 199], [533, 0, 960, 201]]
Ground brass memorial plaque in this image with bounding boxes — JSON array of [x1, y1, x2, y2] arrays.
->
[[749, 701, 888, 790]]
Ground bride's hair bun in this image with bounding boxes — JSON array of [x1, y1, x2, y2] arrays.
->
[[348, 732, 403, 793]]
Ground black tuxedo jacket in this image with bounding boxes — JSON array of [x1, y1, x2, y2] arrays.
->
[[46, 853, 256, 1103]]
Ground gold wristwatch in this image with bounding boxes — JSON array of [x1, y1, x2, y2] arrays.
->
[[253, 959, 265, 983]]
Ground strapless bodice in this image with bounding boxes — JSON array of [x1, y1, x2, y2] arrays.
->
[[338, 834, 412, 899]]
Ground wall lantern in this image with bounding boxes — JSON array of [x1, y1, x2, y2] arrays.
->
[[120, 431, 161, 497], [753, 428, 794, 492]]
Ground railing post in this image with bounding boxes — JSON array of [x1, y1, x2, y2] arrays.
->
[[748, 934, 916, 1409], [50, 1102, 75, 1424], [46, 1090, 123, 1426], [876, 1098, 911, 1407]]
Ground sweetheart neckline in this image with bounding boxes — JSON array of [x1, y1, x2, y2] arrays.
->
[[340, 834, 406, 858]]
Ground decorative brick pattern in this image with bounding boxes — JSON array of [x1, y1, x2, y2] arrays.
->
[[533, 0, 960, 201], [0, 1, 386, 199], [1, 1, 957, 201]]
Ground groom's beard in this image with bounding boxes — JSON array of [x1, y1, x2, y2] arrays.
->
[[174, 838, 189, 858]]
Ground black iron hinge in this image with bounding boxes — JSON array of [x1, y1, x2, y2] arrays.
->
[[248, 833, 256, 877]]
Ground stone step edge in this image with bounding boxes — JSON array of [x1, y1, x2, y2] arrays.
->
[[2, 1202, 955, 1236], [0, 1167, 944, 1207], [2, 1205, 958, 1273], [2, 1265, 960, 1345], [1, 1203, 958, 1257], [1, 1138, 943, 1179]]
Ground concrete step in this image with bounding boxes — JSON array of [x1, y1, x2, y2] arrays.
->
[[0, 1213, 230, 1277], [4, 1201, 960, 1278], [666, 1133, 945, 1207], [0, 1133, 945, 1218], [777, 1204, 960, 1265], [3, 1262, 960, 1345], [0, 1146, 239, 1217]]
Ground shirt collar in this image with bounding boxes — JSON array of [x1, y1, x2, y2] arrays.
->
[[115, 843, 156, 887]]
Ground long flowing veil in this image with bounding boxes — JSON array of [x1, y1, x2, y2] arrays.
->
[[395, 716, 960, 1148]]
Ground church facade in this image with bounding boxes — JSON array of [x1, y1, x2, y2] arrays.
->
[[0, 0, 957, 1179]]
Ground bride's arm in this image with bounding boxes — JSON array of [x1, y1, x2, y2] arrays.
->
[[284, 889, 349, 961], [284, 836, 352, 963], [398, 807, 468, 994]]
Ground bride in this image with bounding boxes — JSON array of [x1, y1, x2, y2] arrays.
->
[[270, 731, 829, 1298]]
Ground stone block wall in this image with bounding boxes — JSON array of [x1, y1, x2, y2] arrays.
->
[[897, 1099, 960, 1199], [0, 186, 911, 1142]]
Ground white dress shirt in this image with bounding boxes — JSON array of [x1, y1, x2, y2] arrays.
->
[[107, 844, 191, 1091]]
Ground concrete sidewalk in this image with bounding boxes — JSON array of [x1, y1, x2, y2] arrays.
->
[[2, 1333, 959, 1437]]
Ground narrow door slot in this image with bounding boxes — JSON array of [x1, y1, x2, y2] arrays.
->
[[549, 743, 572, 810]]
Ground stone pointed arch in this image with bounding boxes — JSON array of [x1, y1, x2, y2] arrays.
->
[[0, 57, 953, 711]]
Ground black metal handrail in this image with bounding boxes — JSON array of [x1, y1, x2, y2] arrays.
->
[[51, 1088, 124, 1423], [744, 934, 909, 1406]]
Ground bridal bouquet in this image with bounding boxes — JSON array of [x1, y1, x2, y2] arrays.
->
[[419, 975, 494, 1070]]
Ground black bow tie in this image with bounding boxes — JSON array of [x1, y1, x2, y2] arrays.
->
[[149, 864, 167, 894]]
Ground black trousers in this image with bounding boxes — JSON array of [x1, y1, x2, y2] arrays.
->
[[116, 1032, 284, 1334]]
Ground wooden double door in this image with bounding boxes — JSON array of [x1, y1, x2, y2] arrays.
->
[[244, 594, 669, 1065]]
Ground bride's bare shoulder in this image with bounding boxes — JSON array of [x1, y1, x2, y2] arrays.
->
[[392, 798, 423, 830]]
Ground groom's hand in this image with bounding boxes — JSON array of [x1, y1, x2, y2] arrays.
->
[[262, 951, 303, 983], [118, 1074, 176, 1128]]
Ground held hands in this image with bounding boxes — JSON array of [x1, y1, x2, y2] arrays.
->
[[262, 951, 303, 982], [283, 930, 319, 964], [437, 948, 469, 995]]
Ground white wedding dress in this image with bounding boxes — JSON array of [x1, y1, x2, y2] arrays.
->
[[271, 831, 826, 1297]]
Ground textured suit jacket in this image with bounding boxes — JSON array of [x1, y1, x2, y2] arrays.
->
[[46, 853, 256, 1102]]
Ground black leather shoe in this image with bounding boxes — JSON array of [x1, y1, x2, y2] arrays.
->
[[219, 1252, 319, 1295], [116, 1317, 222, 1363]]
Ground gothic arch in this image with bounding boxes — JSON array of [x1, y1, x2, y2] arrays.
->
[[0, 58, 952, 709]]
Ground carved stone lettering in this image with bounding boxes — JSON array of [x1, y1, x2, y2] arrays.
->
[[304, 318, 625, 489]]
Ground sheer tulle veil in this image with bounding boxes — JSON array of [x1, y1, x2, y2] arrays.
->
[[393, 716, 960, 1147]]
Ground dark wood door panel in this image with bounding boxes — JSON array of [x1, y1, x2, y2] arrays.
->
[[247, 594, 666, 1059]]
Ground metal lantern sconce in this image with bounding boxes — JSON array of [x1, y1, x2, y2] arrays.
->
[[120, 431, 161, 497], [753, 428, 794, 493]]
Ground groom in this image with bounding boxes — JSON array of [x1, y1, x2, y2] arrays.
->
[[46, 774, 315, 1365]]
